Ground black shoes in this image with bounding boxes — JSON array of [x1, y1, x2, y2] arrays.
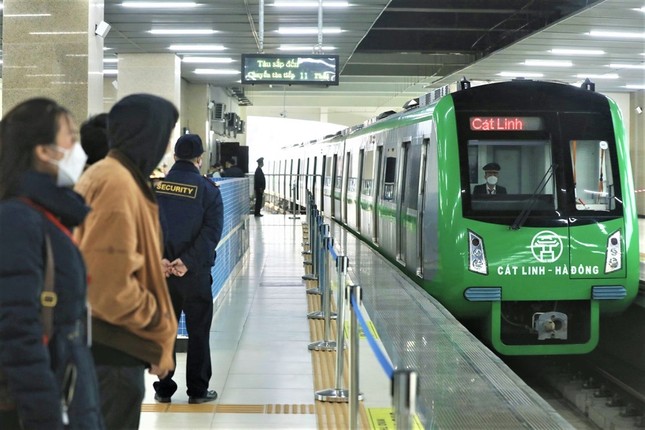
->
[[254, 213, 263, 217], [188, 390, 218, 404], [154, 393, 171, 403]]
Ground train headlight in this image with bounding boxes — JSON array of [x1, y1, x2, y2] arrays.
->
[[468, 230, 488, 275], [604, 230, 622, 273]]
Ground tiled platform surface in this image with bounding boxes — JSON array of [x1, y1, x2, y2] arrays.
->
[[138, 214, 574, 429]]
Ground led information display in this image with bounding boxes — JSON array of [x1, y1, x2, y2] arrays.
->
[[470, 116, 544, 131], [241, 54, 339, 85]]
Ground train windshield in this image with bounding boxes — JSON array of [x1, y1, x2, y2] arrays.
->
[[570, 139, 616, 211], [460, 110, 622, 224], [467, 139, 557, 213]]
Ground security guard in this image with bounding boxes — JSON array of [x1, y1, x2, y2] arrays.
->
[[152, 134, 224, 404]]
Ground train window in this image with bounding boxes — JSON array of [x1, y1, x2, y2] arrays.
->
[[348, 178, 357, 193], [467, 139, 557, 212], [570, 140, 615, 211], [383, 156, 396, 200], [362, 150, 375, 196], [361, 180, 373, 196]]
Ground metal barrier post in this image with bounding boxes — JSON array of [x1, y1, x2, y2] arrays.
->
[[315, 255, 361, 402], [289, 183, 300, 220], [392, 369, 418, 430], [308, 225, 337, 319], [349, 285, 362, 430], [302, 211, 321, 284], [302, 197, 314, 253], [308, 236, 338, 351]]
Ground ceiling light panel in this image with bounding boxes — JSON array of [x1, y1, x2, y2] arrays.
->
[[277, 45, 337, 51], [277, 27, 343, 34], [149, 29, 217, 35], [524, 59, 573, 67], [122, 2, 199, 8], [273, 1, 349, 7], [498, 72, 544, 78], [588, 30, 645, 39], [575, 73, 619, 79], [194, 69, 239, 75], [550, 48, 605, 56], [182, 57, 235, 63], [169, 44, 226, 51]]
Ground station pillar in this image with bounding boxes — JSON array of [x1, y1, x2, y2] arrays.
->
[[115, 53, 183, 155], [2, 0, 104, 120]]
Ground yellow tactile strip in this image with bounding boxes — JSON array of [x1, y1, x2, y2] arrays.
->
[[139, 224, 370, 428], [305, 265, 371, 428], [141, 403, 314, 414]]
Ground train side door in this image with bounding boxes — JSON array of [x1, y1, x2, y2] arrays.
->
[[342, 151, 351, 223], [396, 141, 410, 264], [320, 155, 326, 213], [357, 149, 365, 233], [331, 154, 338, 219], [373, 146, 383, 244], [416, 139, 429, 277]]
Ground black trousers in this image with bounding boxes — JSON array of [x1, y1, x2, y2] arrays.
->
[[154, 271, 213, 398], [96, 364, 145, 430], [254, 188, 264, 215]]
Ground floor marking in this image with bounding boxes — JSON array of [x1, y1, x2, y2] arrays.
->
[[140, 403, 314, 414]]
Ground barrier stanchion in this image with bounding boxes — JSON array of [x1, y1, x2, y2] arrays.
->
[[308, 236, 338, 351], [289, 183, 300, 220], [308, 218, 326, 295], [349, 285, 362, 430], [302, 198, 314, 254], [308, 226, 337, 319], [302, 211, 321, 284], [315, 255, 358, 402], [392, 369, 418, 430], [302, 200, 312, 263]]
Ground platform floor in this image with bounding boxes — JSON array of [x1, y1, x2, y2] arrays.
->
[[137, 214, 577, 429]]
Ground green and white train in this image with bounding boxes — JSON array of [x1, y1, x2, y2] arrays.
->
[[266, 80, 639, 355]]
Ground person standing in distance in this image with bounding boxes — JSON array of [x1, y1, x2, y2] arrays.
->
[[472, 162, 507, 195], [220, 158, 244, 178], [74, 94, 179, 430], [254, 157, 266, 217], [152, 134, 224, 405]]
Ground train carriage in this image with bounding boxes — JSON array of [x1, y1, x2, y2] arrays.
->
[[268, 80, 639, 355]]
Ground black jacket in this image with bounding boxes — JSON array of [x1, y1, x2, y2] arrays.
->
[[473, 184, 507, 195], [221, 166, 245, 178], [254, 167, 266, 190], [0, 171, 103, 430], [155, 161, 224, 273]]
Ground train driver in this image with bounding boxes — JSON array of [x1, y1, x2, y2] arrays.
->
[[473, 162, 507, 195]]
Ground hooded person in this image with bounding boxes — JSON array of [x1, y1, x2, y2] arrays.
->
[[73, 94, 179, 430]]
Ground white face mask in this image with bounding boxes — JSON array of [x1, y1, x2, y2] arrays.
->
[[486, 175, 498, 186], [52, 142, 88, 187]]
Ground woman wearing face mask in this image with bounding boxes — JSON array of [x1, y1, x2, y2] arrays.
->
[[473, 162, 508, 195], [0, 98, 104, 429]]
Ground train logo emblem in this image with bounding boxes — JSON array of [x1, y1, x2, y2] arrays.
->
[[530, 231, 563, 263]]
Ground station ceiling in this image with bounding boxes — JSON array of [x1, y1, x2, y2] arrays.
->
[[3, 1, 644, 115], [100, 0, 643, 113]]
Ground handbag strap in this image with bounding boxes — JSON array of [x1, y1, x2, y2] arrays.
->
[[41, 234, 55, 345], [17, 198, 58, 344]]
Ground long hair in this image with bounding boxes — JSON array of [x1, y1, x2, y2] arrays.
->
[[0, 98, 71, 200]]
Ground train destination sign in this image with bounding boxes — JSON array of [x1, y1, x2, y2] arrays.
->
[[470, 116, 544, 131], [241, 54, 339, 85]]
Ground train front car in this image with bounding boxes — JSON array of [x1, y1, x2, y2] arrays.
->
[[434, 80, 639, 355]]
